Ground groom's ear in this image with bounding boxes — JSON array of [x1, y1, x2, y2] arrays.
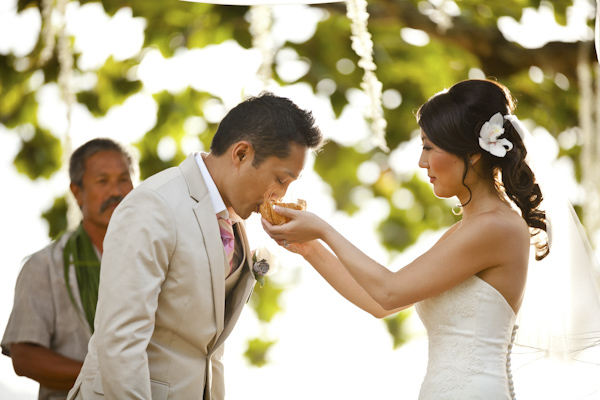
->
[[231, 141, 253, 166]]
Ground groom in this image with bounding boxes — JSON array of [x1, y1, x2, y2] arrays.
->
[[67, 92, 322, 400]]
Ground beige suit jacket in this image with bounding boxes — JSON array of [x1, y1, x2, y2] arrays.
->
[[67, 154, 256, 400]]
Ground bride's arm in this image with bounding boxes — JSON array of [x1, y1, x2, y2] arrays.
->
[[262, 208, 409, 315], [263, 207, 405, 309], [263, 206, 525, 311]]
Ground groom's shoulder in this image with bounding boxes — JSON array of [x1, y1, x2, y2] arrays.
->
[[116, 167, 185, 211], [139, 166, 183, 192]]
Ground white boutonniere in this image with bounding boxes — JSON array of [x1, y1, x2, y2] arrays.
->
[[252, 246, 279, 288], [478, 112, 513, 157]]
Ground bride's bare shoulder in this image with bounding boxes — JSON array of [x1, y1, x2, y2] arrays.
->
[[466, 209, 530, 244]]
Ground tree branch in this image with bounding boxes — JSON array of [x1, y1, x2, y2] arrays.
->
[[319, 0, 595, 81]]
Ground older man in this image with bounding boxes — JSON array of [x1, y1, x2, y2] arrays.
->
[[2, 138, 136, 400]]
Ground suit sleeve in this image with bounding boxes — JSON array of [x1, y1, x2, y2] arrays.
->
[[94, 188, 176, 399]]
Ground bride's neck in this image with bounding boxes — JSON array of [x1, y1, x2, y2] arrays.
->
[[460, 181, 504, 220]]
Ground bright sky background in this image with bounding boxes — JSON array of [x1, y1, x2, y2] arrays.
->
[[0, 0, 598, 399]]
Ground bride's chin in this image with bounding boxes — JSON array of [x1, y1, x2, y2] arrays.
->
[[432, 189, 450, 199]]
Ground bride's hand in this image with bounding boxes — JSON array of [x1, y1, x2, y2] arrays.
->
[[261, 206, 329, 253]]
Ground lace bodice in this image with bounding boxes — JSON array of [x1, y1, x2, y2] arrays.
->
[[415, 276, 518, 400]]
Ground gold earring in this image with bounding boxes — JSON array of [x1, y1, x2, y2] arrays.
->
[[452, 204, 463, 216]]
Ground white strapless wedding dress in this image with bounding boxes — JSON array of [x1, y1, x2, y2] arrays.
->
[[415, 275, 518, 400]]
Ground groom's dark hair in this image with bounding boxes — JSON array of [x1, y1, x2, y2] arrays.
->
[[210, 92, 323, 166]]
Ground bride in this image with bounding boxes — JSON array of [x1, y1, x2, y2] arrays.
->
[[263, 79, 550, 399]]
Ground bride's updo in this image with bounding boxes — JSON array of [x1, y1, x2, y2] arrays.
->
[[416, 79, 549, 260]]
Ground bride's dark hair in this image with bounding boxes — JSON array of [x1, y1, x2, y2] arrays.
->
[[416, 79, 549, 260]]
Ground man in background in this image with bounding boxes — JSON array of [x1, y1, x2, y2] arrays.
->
[[2, 138, 137, 400]]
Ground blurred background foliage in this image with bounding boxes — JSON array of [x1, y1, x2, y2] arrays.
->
[[2, 0, 597, 366]]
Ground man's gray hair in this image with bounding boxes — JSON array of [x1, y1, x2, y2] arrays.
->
[[69, 138, 138, 187]]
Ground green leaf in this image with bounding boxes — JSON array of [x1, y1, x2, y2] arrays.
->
[[244, 337, 277, 367], [17, 0, 38, 12], [135, 89, 217, 179], [41, 195, 68, 239], [248, 280, 284, 323], [378, 174, 458, 252], [13, 127, 62, 180], [313, 141, 372, 214], [76, 57, 143, 117], [383, 309, 412, 349]]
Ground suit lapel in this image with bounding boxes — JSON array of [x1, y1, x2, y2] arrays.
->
[[180, 155, 226, 337], [193, 200, 226, 336]]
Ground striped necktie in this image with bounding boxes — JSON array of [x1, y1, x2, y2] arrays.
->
[[217, 216, 235, 275]]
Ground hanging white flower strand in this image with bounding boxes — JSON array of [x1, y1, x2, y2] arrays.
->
[[38, 0, 55, 66], [38, 0, 75, 136], [345, 0, 388, 152], [38, 0, 77, 229], [56, 0, 76, 133], [249, 5, 276, 89]]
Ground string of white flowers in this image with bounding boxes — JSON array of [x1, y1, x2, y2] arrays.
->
[[55, 0, 80, 229], [249, 5, 275, 89], [37, 0, 78, 228], [36, 0, 75, 134], [38, 0, 55, 66], [56, 0, 75, 130], [345, 0, 388, 152]]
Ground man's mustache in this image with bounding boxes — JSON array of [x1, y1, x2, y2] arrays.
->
[[99, 196, 124, 213]]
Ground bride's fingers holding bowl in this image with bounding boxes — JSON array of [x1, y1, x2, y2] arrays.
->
[[263, 208, 325, 244], [272, 205, 302, 221], [261, 219, 292, 244], [260, 208, 297, 238], [260, 206, 299, 232], [260, 217, 279, 237]]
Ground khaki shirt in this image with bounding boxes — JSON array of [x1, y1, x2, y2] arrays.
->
[[2, 233, 93, 400]]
